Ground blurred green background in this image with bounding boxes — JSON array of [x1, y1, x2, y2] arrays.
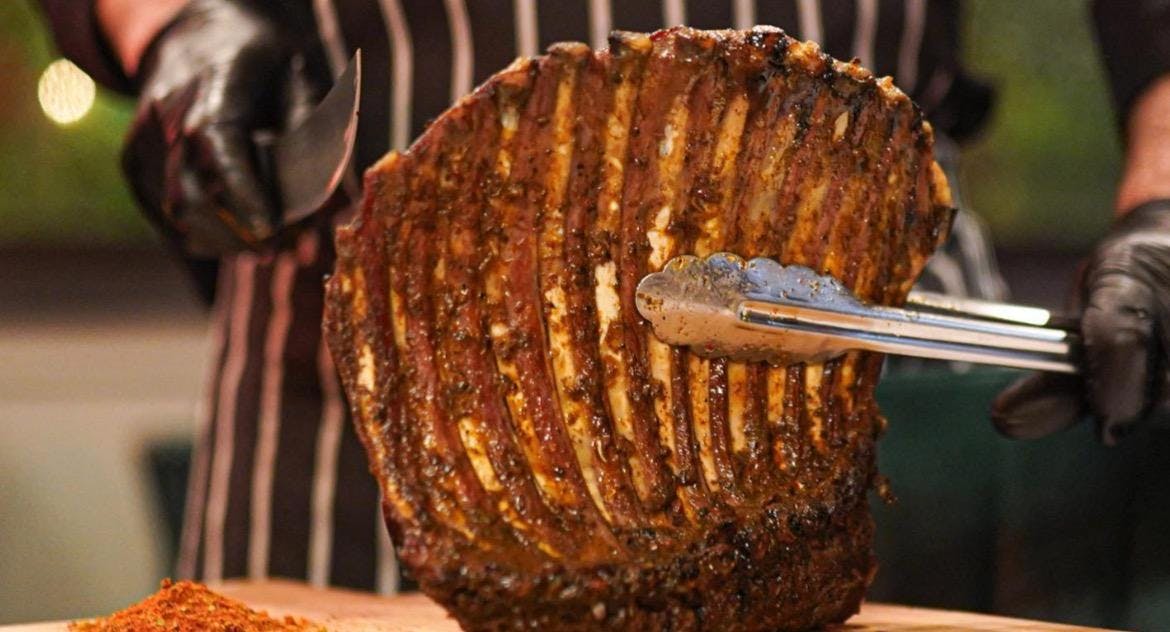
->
[[0, 0, 143, 248], [962, 0, 1120, 248], [0, 0, 1122, 251]]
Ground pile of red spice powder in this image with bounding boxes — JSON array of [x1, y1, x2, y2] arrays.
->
[[70, 579, 323, 631]]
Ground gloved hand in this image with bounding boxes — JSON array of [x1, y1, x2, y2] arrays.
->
[[122, 0, 328, 257], [993, 200, 1170, 445]]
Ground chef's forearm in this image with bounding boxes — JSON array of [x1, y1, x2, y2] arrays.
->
[[1117, 75, 1170, 214], [95, 0, 188, 76]]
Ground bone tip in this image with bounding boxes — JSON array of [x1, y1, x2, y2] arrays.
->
[[608, 31, 653, 56], [547, 41, 591, 59]]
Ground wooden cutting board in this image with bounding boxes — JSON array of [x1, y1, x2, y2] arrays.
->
[[3, 580, 1114, 631]]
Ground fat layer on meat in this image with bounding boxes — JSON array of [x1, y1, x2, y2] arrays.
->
[[324, 26, 953, 632]]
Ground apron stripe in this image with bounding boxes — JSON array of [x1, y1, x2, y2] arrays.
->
[[514, 0, 539, 57], [247, 252, 299, 579], [663, 0, 687, 27], [897, 0, 926, 91], [266, 232, 329, 580], [444, 0, 475, 102], [314, 0, 350, 77], [852, 0, 878, 68], [732, 0, 754, 30], [222, 259, 275, 579], [589, 0, 611, 50], [376, 500, 400, 594], [203, 254, 258, 582], [379, 0, 414, 150], [796, 0, 823, 43], [309, 335, 346, 587], [176, 263, 233, 579]]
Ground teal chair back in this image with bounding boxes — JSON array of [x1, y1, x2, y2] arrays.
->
[[872, 368, 1170, 631]]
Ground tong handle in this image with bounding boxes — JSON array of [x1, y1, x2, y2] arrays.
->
[[906, 290, 1078, 329], [736, 298, 1081, 374]]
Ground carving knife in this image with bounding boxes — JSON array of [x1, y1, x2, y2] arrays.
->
[[259, 50, 362, 225]]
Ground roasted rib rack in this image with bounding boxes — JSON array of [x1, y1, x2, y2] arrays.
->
[[325, 26, 953, 631]]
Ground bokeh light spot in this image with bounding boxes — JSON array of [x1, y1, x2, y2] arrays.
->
[[38, 59, 96, 125]]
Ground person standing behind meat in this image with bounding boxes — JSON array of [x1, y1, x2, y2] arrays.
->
[[35, 0, 1170, 594]]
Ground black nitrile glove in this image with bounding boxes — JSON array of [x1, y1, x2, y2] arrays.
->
[[993, 200, 1170, 445], [122, 0, 328, 257]]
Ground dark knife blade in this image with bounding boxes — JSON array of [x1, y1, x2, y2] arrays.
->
[[270, 50, 362, 224]]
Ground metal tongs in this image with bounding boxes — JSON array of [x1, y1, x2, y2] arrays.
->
[[635, 253, 1080, 373]]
